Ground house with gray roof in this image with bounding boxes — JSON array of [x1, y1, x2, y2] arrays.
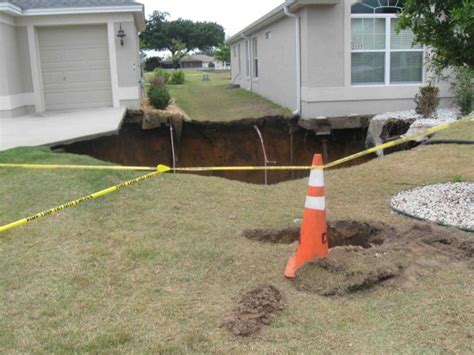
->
[[0, 0, 145, 118], [228, 0, 453, 119]]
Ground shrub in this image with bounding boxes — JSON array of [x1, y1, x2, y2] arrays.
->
[[150, 76, 166, 87], [153, 68, 170, 84], [169, 70, 185, 85], [451, 66, 473, 116], [414, 85, 440, 117], [147, 85, 170, 110], [144, 57, 162, 72]]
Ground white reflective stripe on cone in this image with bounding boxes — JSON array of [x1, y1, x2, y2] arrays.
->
[[305, 196, 325, 211], [308, 169, 324, 187]]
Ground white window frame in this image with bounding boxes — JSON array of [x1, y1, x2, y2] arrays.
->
[[351, 13, 425, 86], [245, 40, 250, 78], [252, 37, 259, 80], [237, 43, 241, 75]]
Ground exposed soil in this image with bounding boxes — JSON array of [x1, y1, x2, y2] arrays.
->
[[294, 222, 473, 296], [56, 116, 372, 184], [243, 221, 473, 296], [221, 285, 286, 337], [242, 220, 390, 248], [295, 247, 408, 296]]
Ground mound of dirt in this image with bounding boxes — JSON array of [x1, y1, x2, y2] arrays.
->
[[221, 285, 286, 337], [294, 222, 472, 296], [295, 247, 408, 296]]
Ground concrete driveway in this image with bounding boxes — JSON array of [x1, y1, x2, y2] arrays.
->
[[0, 108, 126, 151]]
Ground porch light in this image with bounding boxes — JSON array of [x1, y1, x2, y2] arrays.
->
[[117, 24, 126, 46]]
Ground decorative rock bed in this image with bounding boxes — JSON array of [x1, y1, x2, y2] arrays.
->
[[390, 182, 474, 232]]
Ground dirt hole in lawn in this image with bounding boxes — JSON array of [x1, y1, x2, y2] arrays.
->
[[243, 221, 473, 296], [242, 220, 390, 248], [221, 285, 286, 337]]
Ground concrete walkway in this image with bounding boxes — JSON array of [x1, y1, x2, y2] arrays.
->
[[0, 108, 126, 151]]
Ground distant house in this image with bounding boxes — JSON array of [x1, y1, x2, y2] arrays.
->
[[228, 0, 453, 118], [0, 0, 145, 118], [181, 54, 229, 70], [162, 54, 230, 70]]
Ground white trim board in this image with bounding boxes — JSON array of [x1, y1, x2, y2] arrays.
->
[[118, 87, 140, 101], [0, 2, 22, 16], [0, 93, 35, 110], [302, 84, 453, 103], [22, 6, 144, 16]]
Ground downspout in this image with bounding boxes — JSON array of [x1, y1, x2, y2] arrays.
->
[[241, 33, 253, 91], [284, 6, 302, 116]]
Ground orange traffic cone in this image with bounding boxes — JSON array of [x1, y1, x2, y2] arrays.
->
[[284, 154, 328, 279]]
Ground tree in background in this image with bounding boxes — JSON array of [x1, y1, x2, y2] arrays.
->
[[398, 0, 473, 69], [141, 11, 225, 68], [398, 0, 473, 114], [144, 56, 162, 72], [214, 43, 230, 64]]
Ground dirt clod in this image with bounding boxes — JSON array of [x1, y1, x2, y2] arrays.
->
[[222, 285, 286, 337]]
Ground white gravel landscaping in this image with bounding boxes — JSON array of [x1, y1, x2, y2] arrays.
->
[[391, 182, 474, 232]]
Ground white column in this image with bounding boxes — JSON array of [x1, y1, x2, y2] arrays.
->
[[27, 25, 45, 112], [107, 21, 120, 108]]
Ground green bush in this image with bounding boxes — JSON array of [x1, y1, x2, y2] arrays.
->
[[147, 85, 170, 110], [451, 67, 473, 116], [153, 68, 170, 84], [144, 57, 162, 72], [150, 76, 166, 87], [414, 85, 440, 117], [169, 70, 185, 85]]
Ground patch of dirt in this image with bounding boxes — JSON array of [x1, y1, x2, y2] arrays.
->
[[242, 226, 300, 244], [221, 285, 286, 337], [242, 220, 392, 247], [291, 222, 472, 296], [295, 247, 408, 296]]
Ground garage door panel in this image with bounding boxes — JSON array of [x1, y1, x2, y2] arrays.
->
[[38, 25, 113, 110]]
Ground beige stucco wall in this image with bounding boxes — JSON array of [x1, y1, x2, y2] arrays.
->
[[231, 16, 298, 112], [114, 21, 141, 108], [0, 21, 35, 118], [230, 0, 454, 119], [0, 23, 33, 95]]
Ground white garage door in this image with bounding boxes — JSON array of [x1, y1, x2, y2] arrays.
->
[[38, 25, 113, 110]]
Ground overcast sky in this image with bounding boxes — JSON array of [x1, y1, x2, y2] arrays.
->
[[139, 0, 284, 38]]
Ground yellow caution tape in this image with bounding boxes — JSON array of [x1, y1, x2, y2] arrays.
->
[[0, 170, 162, 234], [0, 163, 158, 171], [1, 116, 471, 173]]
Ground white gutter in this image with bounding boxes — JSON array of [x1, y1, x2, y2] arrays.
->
[[241, 33, 253, 91], [284, 6, 302, 116], [0, 2, 22, 15]]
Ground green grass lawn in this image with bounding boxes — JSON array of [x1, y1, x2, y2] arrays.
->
[[144, 70, 291, 121], [0, 122, 473, 353]]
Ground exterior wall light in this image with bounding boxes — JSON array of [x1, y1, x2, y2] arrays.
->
[[117, 24, 127, 46]]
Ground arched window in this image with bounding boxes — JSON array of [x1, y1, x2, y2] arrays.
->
[[351, 0, 424, 85]]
